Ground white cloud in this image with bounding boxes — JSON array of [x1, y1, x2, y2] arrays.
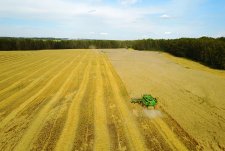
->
[[164, 32, 172, 35], [0, 0, 162, 22], [100, 32, 108, 35], [88, 10, 96, 13], [160, 14, 171, 19], [119, 0, 140, 5], [0, 0, 164, 34]]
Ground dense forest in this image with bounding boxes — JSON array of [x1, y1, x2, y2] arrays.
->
[[0, 37, 127, 50], [132, 37, 225, 69], [0, 37, 224, 69]]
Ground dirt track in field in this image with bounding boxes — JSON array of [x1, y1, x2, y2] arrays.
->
[[105, 49, 225, 151], [0, 49, 212, 151]]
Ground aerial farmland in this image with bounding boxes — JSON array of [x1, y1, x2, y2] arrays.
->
[[0, 49, 224, 150], [1, 0, 225, 150]]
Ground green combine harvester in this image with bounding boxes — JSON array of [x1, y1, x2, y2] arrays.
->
[[131, 94, 158, 108]]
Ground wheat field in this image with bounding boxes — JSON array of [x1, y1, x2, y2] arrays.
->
[[0, 50, 198, 151]]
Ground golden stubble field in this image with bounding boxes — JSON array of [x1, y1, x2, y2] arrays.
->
[[105, 49, 225, 151], [0, 49, 223, 151]]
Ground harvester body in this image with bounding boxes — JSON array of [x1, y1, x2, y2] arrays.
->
[[131, 94, 157, 108]]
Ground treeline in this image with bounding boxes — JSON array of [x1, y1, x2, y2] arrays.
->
[[0, 37, 224, 69], [132, 37, 225, 69], [0, 37, 127, 50]]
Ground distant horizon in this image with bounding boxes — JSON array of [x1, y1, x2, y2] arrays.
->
[[1, 36, 225, 41]]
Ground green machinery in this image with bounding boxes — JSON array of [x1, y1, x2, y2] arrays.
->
[[131, 94, 158, 108]]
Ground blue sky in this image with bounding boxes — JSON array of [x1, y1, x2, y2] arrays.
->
[[0, 0, 225, 40]]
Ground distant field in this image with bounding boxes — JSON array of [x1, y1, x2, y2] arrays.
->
[[0, 49, 222, 150]]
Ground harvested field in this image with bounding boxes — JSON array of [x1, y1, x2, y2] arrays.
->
[[105, 49, 225, 151], [0, 49, 220, 150]]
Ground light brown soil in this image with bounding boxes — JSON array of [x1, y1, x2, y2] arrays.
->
[[104, 49, 225, 151]]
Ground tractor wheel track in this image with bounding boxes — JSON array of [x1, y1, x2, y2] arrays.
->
[[0, 58, 60, 101], [0, 55, 49, 79], [13, 53, 87, 150], [0, 57, 71, 114], [0, 56, 49, 87], [0, 55, 76, 150]]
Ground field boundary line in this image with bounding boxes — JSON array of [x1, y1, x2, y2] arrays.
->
[[102, 54, 147, 151]]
